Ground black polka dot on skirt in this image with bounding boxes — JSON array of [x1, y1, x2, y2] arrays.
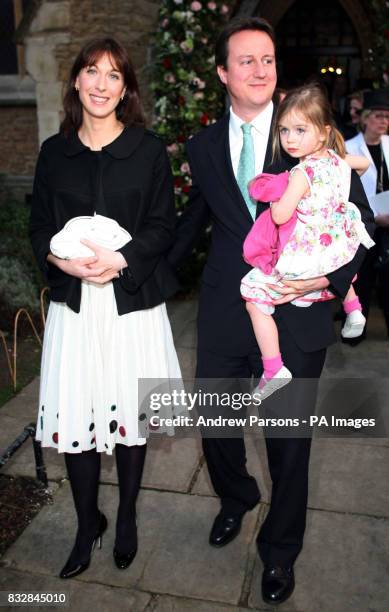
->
[[41, 405, 44, 412], [89, 423, 95, 431], [72, 441, 79, 448], [109, 420, 118, 433], [111, 404, 117, 411], [139, 413, 146, 421], [40, 416, 43, 429], [105, 443, 108, 449], [91, 437, 95, 445]]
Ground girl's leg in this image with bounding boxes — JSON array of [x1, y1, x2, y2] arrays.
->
[[246, 301, 280, 358], [114, 443, 147, 555], [246, 302, 292, 398], [63, 449, 102, 566]]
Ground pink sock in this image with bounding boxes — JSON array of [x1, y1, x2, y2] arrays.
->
[[343, 297, 362, 314], [262, 354, 283, 380]]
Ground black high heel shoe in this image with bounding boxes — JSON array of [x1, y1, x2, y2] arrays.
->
[[113, 517, 137, 569], [113, 547, 137, 569], [60, 512, 108, 579]]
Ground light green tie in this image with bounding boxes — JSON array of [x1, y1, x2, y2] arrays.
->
[[237, 123, 257, 220]]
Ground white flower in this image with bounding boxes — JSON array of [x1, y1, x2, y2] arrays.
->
[[207, 1, 217, 9], [220, 4, 229, 13], [180, 162, 190, 173], [194, 92, 204, 100]]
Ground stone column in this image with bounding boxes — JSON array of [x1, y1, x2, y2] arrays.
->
[[24, 1, 70, 144]]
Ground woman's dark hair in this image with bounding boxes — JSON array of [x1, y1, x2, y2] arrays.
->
[[61, 37, 145, 135], [215, 17, 276, 69]]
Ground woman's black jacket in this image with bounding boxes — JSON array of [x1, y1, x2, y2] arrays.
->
[[29, 126, 180, 314]]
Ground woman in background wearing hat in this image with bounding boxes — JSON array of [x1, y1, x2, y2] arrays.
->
[[345, 89, 389, 343]]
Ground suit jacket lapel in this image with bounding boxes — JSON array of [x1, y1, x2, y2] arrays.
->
[[207, 113, 254, 223]]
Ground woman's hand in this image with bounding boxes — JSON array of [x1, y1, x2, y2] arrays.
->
[[47, 252, 105, 279], [81, 239, 128, 284], [375, 214, 389, 229], [268, 276, 330, 305]]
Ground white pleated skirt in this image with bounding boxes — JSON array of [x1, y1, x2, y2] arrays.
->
[[35, 280, 182, 454]]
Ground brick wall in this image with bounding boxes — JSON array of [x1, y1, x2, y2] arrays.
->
[[0, 106, 39, 176]]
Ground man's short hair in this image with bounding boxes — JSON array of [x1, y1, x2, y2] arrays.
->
[[215, 17, 276, 69]]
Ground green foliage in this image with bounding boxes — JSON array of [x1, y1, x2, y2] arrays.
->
[[151, 1, 232, 291], [0, 193, 42, 328]]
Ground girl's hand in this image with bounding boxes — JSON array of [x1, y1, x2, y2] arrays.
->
[[81, 239, 127, 284], [268, 276, 329, 305]]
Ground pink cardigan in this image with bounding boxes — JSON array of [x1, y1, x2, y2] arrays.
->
[[243, 172, 297, 275]]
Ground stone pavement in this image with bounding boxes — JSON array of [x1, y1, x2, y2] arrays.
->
[[0, 299, 388, 612]]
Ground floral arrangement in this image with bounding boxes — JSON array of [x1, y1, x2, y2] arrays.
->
[[151, 0, 231, 209], [150, 1, 232, 291]]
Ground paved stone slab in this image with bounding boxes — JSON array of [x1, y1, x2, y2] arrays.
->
[[0, 567, 151, 612], [2, 483, 259, 604], [249, 508, 389, 612], [167, 300, 198, 346], [0, 378, 39, 420], [308, 439, 389, 517], [151, 593, 267, 611], [137, 493, 259, 604]]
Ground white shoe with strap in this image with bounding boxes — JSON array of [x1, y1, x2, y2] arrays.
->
[[253, 366, 292, 401], [341, 310, 366, 339]]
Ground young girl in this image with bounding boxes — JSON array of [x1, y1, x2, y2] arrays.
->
[[240, 84, 374, 400]]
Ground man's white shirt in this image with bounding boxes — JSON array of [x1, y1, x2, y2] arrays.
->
[[229, 101, 274, 179]]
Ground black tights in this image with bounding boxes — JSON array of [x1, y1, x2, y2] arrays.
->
[[64, 443, 146, 561]]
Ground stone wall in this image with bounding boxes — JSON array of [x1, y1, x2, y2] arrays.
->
[[25, 0, 161, 146]]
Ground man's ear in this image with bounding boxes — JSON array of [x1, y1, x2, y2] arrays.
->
[[217, 65, 227, 86]]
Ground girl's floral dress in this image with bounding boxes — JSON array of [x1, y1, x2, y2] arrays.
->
[[240, 149, 374, 314]]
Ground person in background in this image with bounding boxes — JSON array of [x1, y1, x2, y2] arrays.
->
[[345, 89, 389, 343], [342, 90, 364, 140]]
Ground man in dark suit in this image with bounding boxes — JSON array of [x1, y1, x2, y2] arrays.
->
[[168, 17, 374, 605]]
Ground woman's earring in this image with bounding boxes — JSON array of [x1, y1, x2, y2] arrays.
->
[[75, 85, 79, 92]]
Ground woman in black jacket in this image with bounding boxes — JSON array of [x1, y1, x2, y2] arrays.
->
[[29, 38, 181, 578]]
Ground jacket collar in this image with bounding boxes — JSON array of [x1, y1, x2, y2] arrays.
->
[[63, 125, 145, 159]]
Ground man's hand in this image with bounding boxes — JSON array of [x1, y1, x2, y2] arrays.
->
[[375, 214, 389, 229], [268, 276, 330, 305]]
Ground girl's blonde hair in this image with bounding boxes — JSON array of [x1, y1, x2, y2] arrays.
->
[[272, 83, 346, 160]]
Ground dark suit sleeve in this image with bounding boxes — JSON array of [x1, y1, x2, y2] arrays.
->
[[117, 144, 176, 291], [326, 170, 376, 298], [167, 143, 211, 269]]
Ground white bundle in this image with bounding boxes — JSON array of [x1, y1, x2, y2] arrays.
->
[[50, 214, 131, 259]]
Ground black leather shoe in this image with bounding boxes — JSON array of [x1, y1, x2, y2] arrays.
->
[[59, 512, 108, 579], [261, 565, 295, 605], [113, 547, 137, 569], [209, 513, 242, 547]]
